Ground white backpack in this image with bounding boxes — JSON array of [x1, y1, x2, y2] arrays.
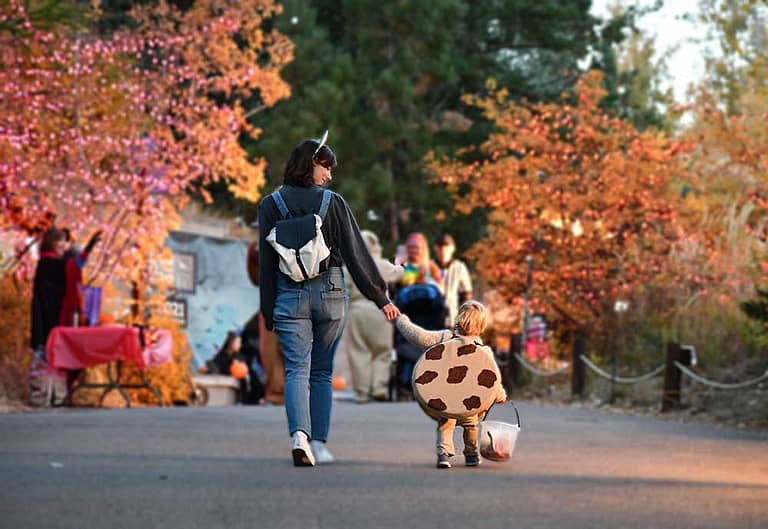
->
[[266, 189, 332, 282]]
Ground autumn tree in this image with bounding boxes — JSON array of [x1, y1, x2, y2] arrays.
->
[[681, 91, 768, 294], [0, 0, 292, 292], [429, 71, 691, 346], [691, 0, 768, 270], [677, 0, 768, 355]]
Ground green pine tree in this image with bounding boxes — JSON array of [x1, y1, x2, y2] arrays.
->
[[251, 0, 609, 251]]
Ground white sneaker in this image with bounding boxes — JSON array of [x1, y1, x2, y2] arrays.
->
[[310, 440, 335, 464], [291, 431, 315, 467]]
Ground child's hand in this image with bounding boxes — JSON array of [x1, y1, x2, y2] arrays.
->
[[495, 387, 508, 404], [382, 302, 401, 321]]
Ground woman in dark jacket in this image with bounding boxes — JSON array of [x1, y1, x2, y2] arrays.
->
[[258, 134, 400, 466], [31, 228, 68, 352]]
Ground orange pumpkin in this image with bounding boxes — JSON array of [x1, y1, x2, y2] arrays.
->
[[230, 360, 248, 380], [98, 313, 116, 325], [331, 375, 347, 391]]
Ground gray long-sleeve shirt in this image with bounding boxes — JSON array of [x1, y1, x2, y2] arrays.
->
[[395, 315, 454, 348], [258, 185, 390, 330]]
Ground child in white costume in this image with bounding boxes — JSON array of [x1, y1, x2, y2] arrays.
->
[[396, 300, 506, 468]]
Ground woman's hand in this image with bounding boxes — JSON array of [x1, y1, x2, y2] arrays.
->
[[381, 302, 401, 321]]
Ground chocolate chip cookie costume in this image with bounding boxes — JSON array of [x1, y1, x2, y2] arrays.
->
[[412, 336, 501, 420], [396, 315, 504, 421]]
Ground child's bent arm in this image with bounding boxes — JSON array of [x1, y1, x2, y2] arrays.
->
[[395, 315, 451, 348]]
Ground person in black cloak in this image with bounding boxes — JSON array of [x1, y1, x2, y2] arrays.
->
[[30, 227, 68, 351], [29, 227, 68, 406]]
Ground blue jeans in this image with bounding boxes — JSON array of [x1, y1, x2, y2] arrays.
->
[[273, 267, 348, 442]]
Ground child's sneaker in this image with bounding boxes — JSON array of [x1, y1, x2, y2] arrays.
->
[[436, 453, 452, 469], [464, 453, 481, 467]]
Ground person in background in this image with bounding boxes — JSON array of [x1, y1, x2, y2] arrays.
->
[[259, 315, 285, 405], [393, 232, 446, 398], [433, 233, 473, 328], [200, 330, 257, 404], [201, 331, 242, 375], [29, 227, 68, 406], [245, 240, 285, 405], [239, 314, 266, 404], [31, 228, 67, 350], [398, 232, 443, 291], [59, 228, 102, 327], [344, 230, 404, 403]]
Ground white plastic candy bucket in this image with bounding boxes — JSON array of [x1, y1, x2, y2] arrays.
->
[[478, 403, 521, 462]]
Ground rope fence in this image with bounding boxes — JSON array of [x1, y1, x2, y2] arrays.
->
[[579, 355, 665, 385], [513, 353, 570, 377], [674, 362, 768, 390], [500, 337, 766, 410]]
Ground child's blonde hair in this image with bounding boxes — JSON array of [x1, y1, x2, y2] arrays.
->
[[454, 300, 487, 336]]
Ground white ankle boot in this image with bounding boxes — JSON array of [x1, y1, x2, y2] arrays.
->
[[291, 431, 315, 467], [310, 440, 335, 464]]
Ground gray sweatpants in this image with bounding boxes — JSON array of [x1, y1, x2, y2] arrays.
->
[[437, 414, 479, 457]]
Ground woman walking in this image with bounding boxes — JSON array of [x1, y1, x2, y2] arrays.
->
[[258, 133, 400, 467]]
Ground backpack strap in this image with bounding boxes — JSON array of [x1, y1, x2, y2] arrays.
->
[[273, 190, 331, 220], [318, 190, 332, 220], [271, 191, 291, 219]]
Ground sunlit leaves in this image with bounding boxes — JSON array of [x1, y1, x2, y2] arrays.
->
[[0, 1, 291, 287], [430, 71, 692, 331]]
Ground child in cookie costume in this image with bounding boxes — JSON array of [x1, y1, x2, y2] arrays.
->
[[396, 300, 506, 469]]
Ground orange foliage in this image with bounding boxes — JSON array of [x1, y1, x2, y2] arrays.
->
[[0, 277, 31, 405], [680, 89, 768, 295], [130, 317, 194, 406], [429, 71, 694, 332], [0, 2, 292, 405], [1, 1, 293, 288]]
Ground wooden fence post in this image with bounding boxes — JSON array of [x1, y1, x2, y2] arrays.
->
[[661, 342, 693, 412], [571, 331, 587, 398]]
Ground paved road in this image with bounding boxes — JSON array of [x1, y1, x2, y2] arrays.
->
[[0, 401, 766, 529]]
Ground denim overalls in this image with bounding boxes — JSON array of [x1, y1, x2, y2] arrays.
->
[[273, 266, 349, 441]]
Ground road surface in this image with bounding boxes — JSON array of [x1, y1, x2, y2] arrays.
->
[[1, 401, 766, 529]]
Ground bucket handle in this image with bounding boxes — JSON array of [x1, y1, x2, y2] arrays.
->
[[483, 400, 521, 428]]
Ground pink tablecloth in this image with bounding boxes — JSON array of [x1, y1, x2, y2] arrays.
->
[[46, 326, 173, 370]]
